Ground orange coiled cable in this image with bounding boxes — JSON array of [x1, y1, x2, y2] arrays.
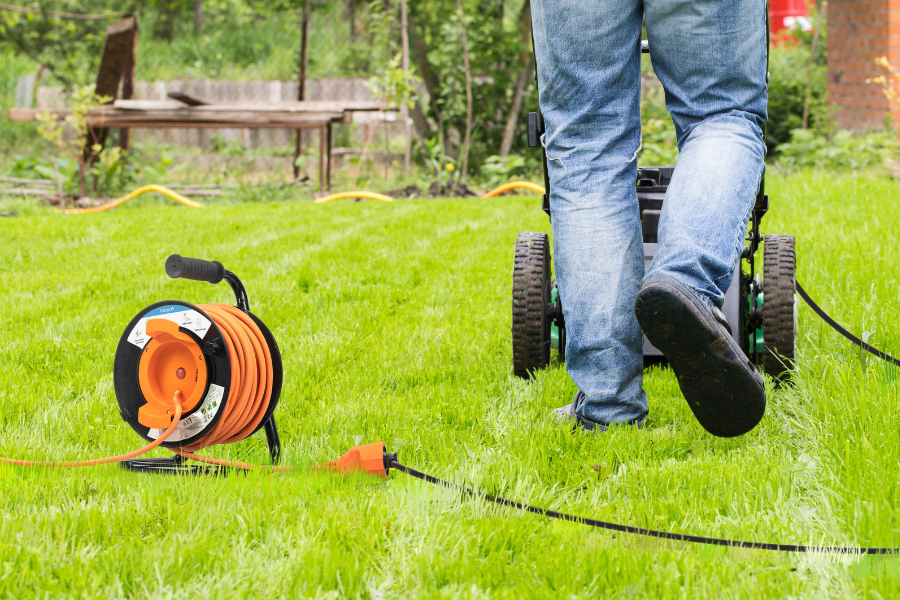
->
[[173, 303, 283, 469], [0, 301, 275, 467], [181, 303, 274, 452], [0, 314, 386, 477]]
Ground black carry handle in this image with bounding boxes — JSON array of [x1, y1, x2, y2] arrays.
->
[[165, 254, 225, 284]]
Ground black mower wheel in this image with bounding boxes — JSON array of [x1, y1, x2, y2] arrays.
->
[[512, 231, 551, 379], [762, 234, 797, 380]]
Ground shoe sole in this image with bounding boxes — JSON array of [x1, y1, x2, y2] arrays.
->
[[635, 275, 766, 437]]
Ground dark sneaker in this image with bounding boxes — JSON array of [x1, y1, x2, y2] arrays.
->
[[635, 274, 766, 437]]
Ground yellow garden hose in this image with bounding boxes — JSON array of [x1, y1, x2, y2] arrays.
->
[[314, 183, 546, 205], [59, 181, 546, 213], [482, 181, 546, 198], [314, 191, 394, 204], [63, 185, 205, 214]]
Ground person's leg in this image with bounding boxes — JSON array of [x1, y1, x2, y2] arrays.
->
[[531, 0, 647, 428], [643, 0, 768, 306], [636, 0, 768, 437]]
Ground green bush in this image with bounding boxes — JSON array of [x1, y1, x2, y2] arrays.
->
[[767, 7, 829, 155], [638, 117, 679, 166], [479, 154, 528, 188], [136, 4, 349, 81], [639, 87, 679, 166], [774, 129, 900, 172], [767, 45, 829, 154], [0, 47, 41, 158]]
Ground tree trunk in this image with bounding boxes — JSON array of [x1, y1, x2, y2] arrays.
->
[[802, 0, 826, 130], [400, 0, 411, 178], [499, 54, 532, 157], [294, 0, 311, 179], [298, 0, 310, 102], [499, 0, 532, 157], [349, 0, 356, 43], [408, 17, 442, 122], [409, 101, 431, 138], [456, 0, 473, 183], [193, 0, 203, 34]]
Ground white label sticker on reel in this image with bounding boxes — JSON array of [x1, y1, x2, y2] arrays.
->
[[147, 383, 224, 442], [127, 305, 212, 349]]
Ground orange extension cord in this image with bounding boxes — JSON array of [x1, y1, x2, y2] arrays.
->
[[174, 302, 285, 471], [0, 303, 274, 468], [182, 304, 273, 451], [0, 302, 388, 477]]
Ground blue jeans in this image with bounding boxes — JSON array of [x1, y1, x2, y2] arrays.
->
[[531, 0, 768, 427]]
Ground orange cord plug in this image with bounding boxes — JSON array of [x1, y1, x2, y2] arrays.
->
[[316, 442, 390, 479], [175, 442, 392, 479]]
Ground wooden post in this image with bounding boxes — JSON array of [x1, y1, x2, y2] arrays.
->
[[118, 21, 138, 153], [87, 16, 138, 161], [801, 0, 826, 130], [326, 122, 333, 192], [293, 0, 311, 179], [499, 0, 532, 157], [318, 125, 326, 192], [400, 0, 411, 178], [349, 0, 356, 43], [456, 0, 473, 184], [194, 0, 203, 33]]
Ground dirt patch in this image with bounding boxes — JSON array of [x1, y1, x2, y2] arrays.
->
[[387, 185, 424, 199], [427, 181, 476, 198], [386, 182, 478, 199], [41, 195, 111, 209]]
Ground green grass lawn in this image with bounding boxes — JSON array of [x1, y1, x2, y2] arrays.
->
[[1, 171, 899, 598]]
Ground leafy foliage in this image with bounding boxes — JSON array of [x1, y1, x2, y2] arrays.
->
[[408, 0, 537, 177], [33, 84, 145, 198], [479, 153, 527, 187], [638, 87, 679, 166], [0, 0, 886, 185], [868, 56, 900, 104], [0, 1, 137, 87], [766, 10, 829, 154], [0, 46, 41, 156], [774, 129, 900, 172]]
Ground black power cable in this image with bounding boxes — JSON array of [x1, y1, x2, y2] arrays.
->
[[388, 282, 900, 554], [796, 281, 900, 368], [389, 460, 895, 554]]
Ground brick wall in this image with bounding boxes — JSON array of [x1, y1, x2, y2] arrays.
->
[[827, 0, 900, 132]]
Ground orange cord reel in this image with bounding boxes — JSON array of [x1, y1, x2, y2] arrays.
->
[[113, 255, 283, 474], [1, 253, 392, 477]]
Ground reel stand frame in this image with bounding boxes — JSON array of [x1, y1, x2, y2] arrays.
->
[[120, 257, 282, 475]]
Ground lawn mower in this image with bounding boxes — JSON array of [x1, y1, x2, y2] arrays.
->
[[511, 40, 797, 381]]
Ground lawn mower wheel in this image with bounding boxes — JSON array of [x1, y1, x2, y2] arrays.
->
[[762, 234, 797, 380], [512, 231, 551, 378]]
